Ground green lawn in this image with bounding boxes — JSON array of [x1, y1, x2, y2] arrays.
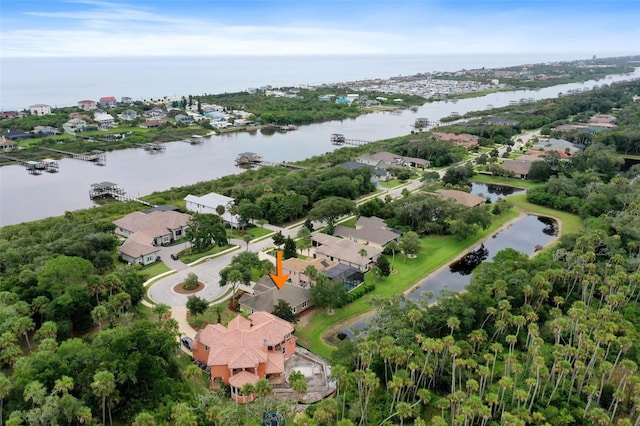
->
[[507, 193, 583, 236], [379, 179, 405, 189], [296, 208, 522, 358], [180, 245, 238, 264], [140, 262, 171, 279], [228, 226, 272, 240]]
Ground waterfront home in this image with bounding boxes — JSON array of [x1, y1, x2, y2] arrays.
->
[[94, 112, 115, 130], [29, 104, 52, 116], [431, 132, 480, 150], [175, 114, 194, 125], [340, 161, 391, 185], [333, 216, 400, 250], [433, 189, 486, 208], [33, 126, 61, 136], [282, 257, 334, 287], [139, 118, 167, 129], [77, 100, 97, 111], [184, 192, 241, 228], [63, 118, 87, 134], [238, 275, 312, 316], [321, 263, 364, 290], [499, 159, 537, 179], [356, 151, 430, 169], [113, 210, 191, 265], [98, 96, 117, 108], [0, 136, 17, 151], [119, 110, 138, 121], [311, 233, 382, 272], [192, 311, 296, 402]]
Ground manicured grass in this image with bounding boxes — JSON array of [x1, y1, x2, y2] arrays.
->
[[180, 245, 238, 264], [379, 179, 405, 189], [471, 174, 543, 190], [229, 226, 272, 240], [338, 217, 358, 228], [140, 262, 171, 279], [507, 194, 583, 236], [296, 208, 522, 359]]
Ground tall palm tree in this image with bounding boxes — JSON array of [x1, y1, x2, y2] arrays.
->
[[152, 303, 171, 322], [0, 373, 11, 426], [288, 370, 307, 409], [91, 370, 116, 426]]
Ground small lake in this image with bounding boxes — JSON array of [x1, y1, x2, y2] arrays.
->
[[470, 182, 525, 202], [339, 213, 558, 338]]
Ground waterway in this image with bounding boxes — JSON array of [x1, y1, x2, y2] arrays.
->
[[339, 212, 559, 338], [1, 69, 638, 227]]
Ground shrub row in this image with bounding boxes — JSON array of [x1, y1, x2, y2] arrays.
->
[[346, 281, 375, 303]]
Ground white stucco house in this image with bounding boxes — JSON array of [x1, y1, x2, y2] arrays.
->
[[184, 192, 241, 228], [29, 104, 52, 116]]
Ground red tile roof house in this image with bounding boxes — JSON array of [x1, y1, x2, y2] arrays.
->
[[192, 311, 296, 403], [431, 132, 480, 150], [113, 210, 191, 265], [99, 96, 117, 108]]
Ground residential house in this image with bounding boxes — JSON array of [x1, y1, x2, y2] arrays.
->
[[431, 132, 480, 150], [99, 96, 117, 108], [94, 112, 115, 130], [143, 107, 166, 118], [77, 100, 97, 111], [119, 110, 138, 121], [312, 233, 382, 272], [175, 114, 194, 125], [0, 111, 23, 120], [0, 136, 17, 151], [29, 104, 52, 116], [340, 161, 391, 185], [184, 192, 241, 228], [321, 263, 364, 290], [318, 95, 334, 102], [33, 126, 60, 136], [282, 257, 334, 287], [3, 129, 34, 141], [120, 96, 134, 104], [113, 210, 191, 265], [356, 152, 430, 169], [238, 276, 312, 315], [192, 312, 296, 402], [139, 119, 167, 129], [532, 138, 584, 154], [433, 189, 486, 208], [334, 216, 400, 250], [499, 159, 537, 179], [483, 117, 520, 127], [63, 118, 87, 134]]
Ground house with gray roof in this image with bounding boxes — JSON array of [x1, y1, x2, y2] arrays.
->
[[238, 276, 312, 315], [312, 233, 382, 272], [321, 263, 364, 290], [334, 216, 400, 249], [340, 161, 391, 185]]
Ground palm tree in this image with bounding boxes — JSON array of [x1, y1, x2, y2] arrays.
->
[[0, 372, 11, 426], [23, 380, 46, 408], [288, 370, 307, 409], [254, 378, 272, 399], [91, 305, 109, 331], [152, 303, 171, 322], [386, 240, 400, 272], [91, 370, 116, 425], [53, 376, 74, 395], [184, 365, 202, 382], [303, 265, 317, 286], [243, 234, 252, 251], [132, 412, 156, 426]]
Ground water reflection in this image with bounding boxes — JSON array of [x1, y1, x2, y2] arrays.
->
[[449, 244, 489, 275], [538, 216, 559, 236], [470, 183, 525, 202]]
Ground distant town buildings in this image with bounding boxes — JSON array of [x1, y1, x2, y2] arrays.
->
[[29, 104, 52, 116], [77, 100, 97, 111]]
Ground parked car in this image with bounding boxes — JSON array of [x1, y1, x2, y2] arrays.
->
[[171, 253, 179, 260], [181, 336, 193, 351]]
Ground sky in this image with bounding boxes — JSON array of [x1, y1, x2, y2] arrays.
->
[[0, 0, 639, 57]]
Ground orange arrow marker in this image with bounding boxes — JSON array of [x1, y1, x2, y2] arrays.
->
[[270, 250, 289, 290]]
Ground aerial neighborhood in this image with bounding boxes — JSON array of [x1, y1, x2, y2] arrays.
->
[[1, 56, 640, 425]]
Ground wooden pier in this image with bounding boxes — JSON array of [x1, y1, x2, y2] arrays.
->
[[41, 148, 106, 165], [234, 152, 304, 170], [330, 134, 372, 146], [413, 118, 442, 129], [89, 182, 156, 207], [142, 142, 166, 152]]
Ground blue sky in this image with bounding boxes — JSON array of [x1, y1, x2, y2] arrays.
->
[[1, 0, 638, 57]]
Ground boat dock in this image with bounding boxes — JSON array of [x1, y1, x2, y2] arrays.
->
[[41, 148, 106, 165], [0, 155, 59, 174], [142, 142, 166, 152], [89, 182, 156, 207], [330, 134, 372, 146], [235, 152, 304, 170]]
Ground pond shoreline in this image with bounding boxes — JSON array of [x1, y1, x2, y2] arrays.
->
[[321, 203, 566, 346]]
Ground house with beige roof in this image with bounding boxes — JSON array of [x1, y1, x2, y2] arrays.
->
[[431, 132, 480, 150], [282, 257, 334, 287], [113, 210, 191, 265], [192, 311, 296, 403], [434, 189, 486, 208], [334, 216, 400, 250], [311, 233, 382, 272]]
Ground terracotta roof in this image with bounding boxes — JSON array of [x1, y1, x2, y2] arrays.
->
[[195, 312, 294, 374], [228, 371, 260, 388], [434, 189, 486, 208]]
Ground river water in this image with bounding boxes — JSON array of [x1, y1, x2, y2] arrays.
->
[[340, 211, 559, 338], [1, 69, 638, 226]]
